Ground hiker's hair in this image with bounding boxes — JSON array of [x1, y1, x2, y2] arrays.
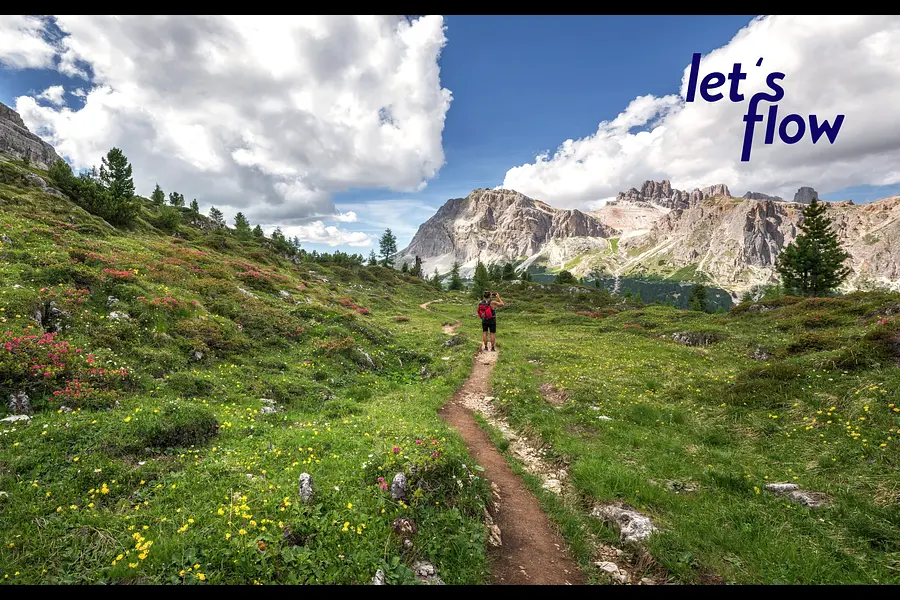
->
[[483, 290, 491, 299]]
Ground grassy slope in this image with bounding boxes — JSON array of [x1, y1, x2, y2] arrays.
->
[[488, 284, 900, 584], [0, 160, 490, 584]]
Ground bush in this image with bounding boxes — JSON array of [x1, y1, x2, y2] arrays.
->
[[155, 206, 182, 230]]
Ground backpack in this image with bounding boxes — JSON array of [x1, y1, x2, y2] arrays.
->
[[477, 300, 494, 320]]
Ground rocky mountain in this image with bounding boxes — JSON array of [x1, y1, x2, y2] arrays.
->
[[0, 102, 62, 170], [397, 188, 618, 276], [401, 179, 900, 295]]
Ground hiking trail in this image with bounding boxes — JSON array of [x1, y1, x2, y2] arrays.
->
[[431, 305, 583, 585]]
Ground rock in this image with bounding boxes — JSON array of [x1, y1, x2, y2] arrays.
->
[[764, 482, 800, 494], [789, 490, 830, 509], [237, 286, 255, 298], [743, 191, 784, 202], [591, 504, 658, 544], [597, 415, 613, 421], [371, 569, 386, 585], [750, 346, 772, 361], [298, 473, 314, 504], [1, 414, 30, 423], [107, 296, 119, 306], [701, 184, 732, 198], [672, 332, 723, 347], [59, 406, 73, 413], [541, 478, 562, 494], [259, 406, 276, 414], [391, 517, 417, 537], [664, 480, 696, 493], [0, 234, 12, 244], [8, 391, 31, 415], [279, 290, 291, 298], [192, 350, 204, 361], [108, 311, 129, 320], [391, 472, 407, 501], [33, 307, 43, 326], [411, 560, 445, 585], [0, 102, 64, 169], [594, 561, 630, 584], [443, 336, 464, 347], [793, 186, 819, 204]]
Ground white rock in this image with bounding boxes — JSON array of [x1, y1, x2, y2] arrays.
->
[[1, 415, 30, 423]]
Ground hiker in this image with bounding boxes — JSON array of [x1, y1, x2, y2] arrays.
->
[[477, 290, 504, 351]]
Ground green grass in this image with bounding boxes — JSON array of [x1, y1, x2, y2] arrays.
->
[[489, 289, 900, 584], [0, 160, 491, 584]]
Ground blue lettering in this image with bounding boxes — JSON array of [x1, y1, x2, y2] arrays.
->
[[700, 72, 726, 102], [809, 115, 845, 144], [778, 114, 806, 144]]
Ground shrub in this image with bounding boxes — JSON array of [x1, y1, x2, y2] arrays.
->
[[155, 206, 182, 230]]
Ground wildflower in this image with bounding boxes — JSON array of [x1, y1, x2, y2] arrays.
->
[[239, 529, 247, 535], [197, 573, 206, 581]]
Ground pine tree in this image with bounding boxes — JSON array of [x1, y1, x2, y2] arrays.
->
[[368, 250, 378, 266], [688, 284, 708, 312], [472, 261, 489, 298], [519, 268, 531, 283], [99, 147, 135, 201], [775, 198, 851, 296], [431, 268, 443, 290], [209, 206, 225, 227], [379, 229, 398, 268], [150, 184, 165, 206], [488, 263, 502, 282], [449, 261, 464, 291], [252, 224, 264, 238], [413, 255, 423, 278], [555, 270, 576, 285], [272, 227, 286, 242], [234, 212, 251, 238], [190, 199, 199, 213], [400, 262, 409, 273], [502, 262, 515, 281], [168, 191, 185, 207]]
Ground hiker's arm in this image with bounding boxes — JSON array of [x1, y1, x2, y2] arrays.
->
[[492, 294, 504, 307]]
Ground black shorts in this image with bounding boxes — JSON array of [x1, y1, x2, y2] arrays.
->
[[481, 318, 496, 333]]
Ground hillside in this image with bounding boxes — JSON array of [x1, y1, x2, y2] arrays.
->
[[0, 156, 492, 584]]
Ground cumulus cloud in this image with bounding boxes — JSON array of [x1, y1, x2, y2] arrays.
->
[[1, 15, 452, 244], [502, 15, 900, 206], [279, 222, 373, 248], [0, 16, 57, 69], [36, 85, 66, 106]]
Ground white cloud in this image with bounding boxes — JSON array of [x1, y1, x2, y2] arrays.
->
[[502, 16, 900, 205], [0, 16, 57, 69], [279, 222, 373, 247], [4, 15, 452, 224], [36, 85, 66, 106], [331, 211, 358, 223]]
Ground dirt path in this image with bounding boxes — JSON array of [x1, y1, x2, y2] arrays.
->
[[420, 299, 441, 311], [438, 347, 584, 584], [442, 321, 461, 335]]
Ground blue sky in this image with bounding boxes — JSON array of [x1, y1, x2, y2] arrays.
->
[[2, 15, 898, 256]]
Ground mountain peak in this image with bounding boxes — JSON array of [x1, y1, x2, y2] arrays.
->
[[0, 102, 63, 169]]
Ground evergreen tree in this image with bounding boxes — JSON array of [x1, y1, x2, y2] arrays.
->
[[234, 212, 251, 238], [449, 261, 464, 291], [472, 260, 489, 298], [208, 206, 225, 227], [519, 268, 531, 283], [413, 255, 423, 278], [252, 224, 264, 238], [378, 229, 398, 267], [272, 227, 286, 242], [400, 261, 409, 273], [502, 262, 515, 281], [555, 270, 576, 285], [488, 263, 502, 282], [99, 147, 135, 201], [168, 191, 185, 207], [688, 284, 708, 312], [190, 199, 199, 213], [431, 268, 443, 290], [368, 250, 378, 266], [150, 184, 165, 206], [775, 198, 851, 296]]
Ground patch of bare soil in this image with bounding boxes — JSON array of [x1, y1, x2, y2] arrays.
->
[[539, 382, 569, 407]]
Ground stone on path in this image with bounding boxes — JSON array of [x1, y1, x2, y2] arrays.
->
[[591, 504, 657, 544]]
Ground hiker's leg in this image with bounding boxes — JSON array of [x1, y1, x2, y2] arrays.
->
[[490, 332, 496, 349], [482, 329, 488, 349]]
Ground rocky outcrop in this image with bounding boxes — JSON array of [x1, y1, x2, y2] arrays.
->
[[0, 102, 62, 169], [793, 186, 819, 204], [398, 188, 619, 276], [614, 180, 731, 210], [743, 191, 784, 202]]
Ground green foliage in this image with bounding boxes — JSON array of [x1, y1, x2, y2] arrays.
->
[[252, 224, 264, 238], [233, 212, 251, 238], [208, 206, 225, 227], [501, 262, 516, 281], [431, 268, 443, 290], [488, 263, 502, 282], [190, 199, 200, 213], [378, 229, 397, 268], [448, 261, 463, 291], [367, 250, 378, 266], [554, 269, 576, 285], [471, 261, 489, 298], [776, 199, 852, 296], [168, 191, 185, 207], [688, 284, 708, 312], [412, 255, 423, 278], [156, 206, 182, 231], [48, 151, 139, 227], [150, 184, 165, 206], [99, 147, 135, 201]]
